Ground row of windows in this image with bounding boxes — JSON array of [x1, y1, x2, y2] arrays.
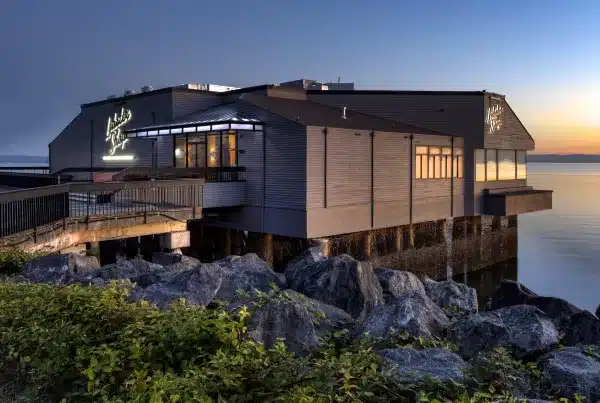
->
[[475, 149, 526, 181], [415, 146, 464, 179]]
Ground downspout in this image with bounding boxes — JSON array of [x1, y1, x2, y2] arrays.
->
[[323, 127, 328, 208], [262, 128, 266, 234], [370, 130, 375, 228], [408, 133, 414, 229], [450, 136, 455, 217]]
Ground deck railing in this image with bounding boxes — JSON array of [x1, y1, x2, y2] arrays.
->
[[0, 179, 204, 238], [112, 166, 246, 182], [0, 166, 50, 175]]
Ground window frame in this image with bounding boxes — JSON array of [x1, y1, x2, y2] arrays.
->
[[415, 145, 463, 179], [475, 149, 527, 181]]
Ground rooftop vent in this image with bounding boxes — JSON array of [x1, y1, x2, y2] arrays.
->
[[124, 89, 136, 96], [141, 85, 153, 93], [107, 94, 117, 100]]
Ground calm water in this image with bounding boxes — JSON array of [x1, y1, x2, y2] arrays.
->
[[515, 163, 600, 312]]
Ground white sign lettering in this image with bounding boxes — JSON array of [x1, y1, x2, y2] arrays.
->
[[485, 103, 503, 134], [105, 108, 133, 155]]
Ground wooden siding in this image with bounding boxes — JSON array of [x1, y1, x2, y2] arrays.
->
[[172, 91, 221, 119], [203, 181, 245, 208], [484, 96, 535, 150], [473, 179, 528, 215], [306, 127, 325, 208], [237, 130, 263, 208]]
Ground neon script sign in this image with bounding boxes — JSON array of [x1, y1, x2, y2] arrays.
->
[[105, 108, 133, 155], [485, 103, 503, 134]]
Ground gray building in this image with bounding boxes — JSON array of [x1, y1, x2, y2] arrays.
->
[[49, 80, 551, 243]]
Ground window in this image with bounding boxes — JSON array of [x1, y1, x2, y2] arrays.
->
[[476, 149, 524, 181], [207, 133, 221, 168], [175, 136, 186, 168], [222, 132, 237, 167], [486, 149, 497, 181], [517, 150, 527, 179], [498, 150, 516, 180], [476, 149, 486, 182], [415, 146, 462, 179]]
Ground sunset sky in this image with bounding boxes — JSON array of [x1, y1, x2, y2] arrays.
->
[[0, 0, 598, 155]]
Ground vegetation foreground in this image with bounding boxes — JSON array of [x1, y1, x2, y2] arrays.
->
[[0, 281, 581, 403]]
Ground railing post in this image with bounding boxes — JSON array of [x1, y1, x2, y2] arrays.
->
[[192, 186, 196, 219]]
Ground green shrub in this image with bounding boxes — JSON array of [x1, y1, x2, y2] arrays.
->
[[0, 249, 45, 275], [0, 281, 572, 402]]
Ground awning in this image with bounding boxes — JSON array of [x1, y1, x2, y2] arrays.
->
[[125, 103, 263, 138]]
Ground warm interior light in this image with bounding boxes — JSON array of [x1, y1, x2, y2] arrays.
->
[[175, 148, 182, 157], [102, 155, 135, 161]]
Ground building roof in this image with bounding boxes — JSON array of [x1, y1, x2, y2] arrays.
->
[[238, 93, 452, 136], [125, 103, 261, 132]]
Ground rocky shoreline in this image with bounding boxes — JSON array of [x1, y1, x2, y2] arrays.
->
[[13, 249, 600, 401]]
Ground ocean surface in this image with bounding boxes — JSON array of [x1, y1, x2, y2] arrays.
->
[[0, 158, 598, 312]]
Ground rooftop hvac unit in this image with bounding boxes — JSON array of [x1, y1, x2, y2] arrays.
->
[[107, 95, 117, 99], [141, 85, 153, 93], [124, 89, 136, 96]]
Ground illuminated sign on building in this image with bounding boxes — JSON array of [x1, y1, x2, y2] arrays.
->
[[105, 108, 133, 156], [485, 101, 504, 134]]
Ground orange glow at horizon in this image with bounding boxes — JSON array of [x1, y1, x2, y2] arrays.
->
[[529, 126, 600, 154]]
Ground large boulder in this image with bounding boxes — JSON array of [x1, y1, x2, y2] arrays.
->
[[379, 347, 471, 384], [22, 253, 100, 285], [284, 253, 383, 319], [490, 280, 581, 329], [152, 252, 200, 269], [228, 290, 354, 355], [538, 346, 600, 402], [374, 268, 426, 302], [561, 311, 600, 346], [130, 263, 224, 309], [284, 247, 327, 289], [448, 305, 559, 359], [79, 258, 167, 287], [131, 254, 283, 309], [423, 278, 478, 317], [354, 294, 450, 341]]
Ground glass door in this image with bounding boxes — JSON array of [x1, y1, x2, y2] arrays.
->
[[187, 135, 206, 168]]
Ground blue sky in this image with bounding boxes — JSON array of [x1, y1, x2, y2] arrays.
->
[[0, 0, 598, 155]]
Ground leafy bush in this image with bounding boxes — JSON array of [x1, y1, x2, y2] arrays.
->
[[0, 249, 45, 275], [0, 281, 573, 402]]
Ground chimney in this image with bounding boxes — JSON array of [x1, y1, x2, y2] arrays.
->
[[341, 106, 347, 119]]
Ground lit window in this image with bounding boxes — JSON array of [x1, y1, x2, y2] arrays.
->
[[486, 149, 497, 181], [498, 150, 516, 180], [453, 148, 464, 178], [171, 127, 183, 134], [159, 129, 170, 135], [147, 130, 158, 136], [476, 150, 485, 181], [517, 150, 527, 179], [415, 146, 459, 179], [183, 127, 196, 133], [415, 146, 428, 179]]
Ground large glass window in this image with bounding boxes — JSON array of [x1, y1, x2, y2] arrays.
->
[[175, 137, 187, 168], [222, 132, 237, 167], [498, 150, 516, 180], [188, 135, 206, 168], [415, 146, 462, 179], [207, 133, 221, 168], [486, 149, 497, 181], [517, 150, 527, 179], [475, 149, 486, 182], [476, 149, 525, 181]]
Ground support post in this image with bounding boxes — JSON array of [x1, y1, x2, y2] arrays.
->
[[262, 233, 273, 265], [362, 231, 373, 259], [393, 226, 403, 252], [222, 228, 232, 257], [408, 224, 415, 248], [311, 238, 331, 257]]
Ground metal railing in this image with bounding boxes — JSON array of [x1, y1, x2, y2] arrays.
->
[[0, 166, 50, 174], [0, 179, 204, 238], [112, 166, 246, 182]]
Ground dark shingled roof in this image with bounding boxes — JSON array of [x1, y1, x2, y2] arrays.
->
[[238, 93, 452, 136]]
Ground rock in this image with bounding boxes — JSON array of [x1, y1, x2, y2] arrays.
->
[[284, 247, 327, 289], [375, 268, 426, 302], [22, 253, 100, 285], [80, 258, 167, 287], [490, 280, 581, 329], [561, 311, 600, 346], [448, 305, 559, 359], [6, 275, 29, 284], [423, 278, 478, 317], [152, 252, 200, 268], [596, 304, 600, 319], [285, 253, 384, 319], [379, 347, 471, 383], [131, 254, 283, 309], [354, 294, 450, 340], [228, 290, 354, 356], [490, 280, 537, 309], [130, 263, 224, 309], [538, 346, 600, 402]]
